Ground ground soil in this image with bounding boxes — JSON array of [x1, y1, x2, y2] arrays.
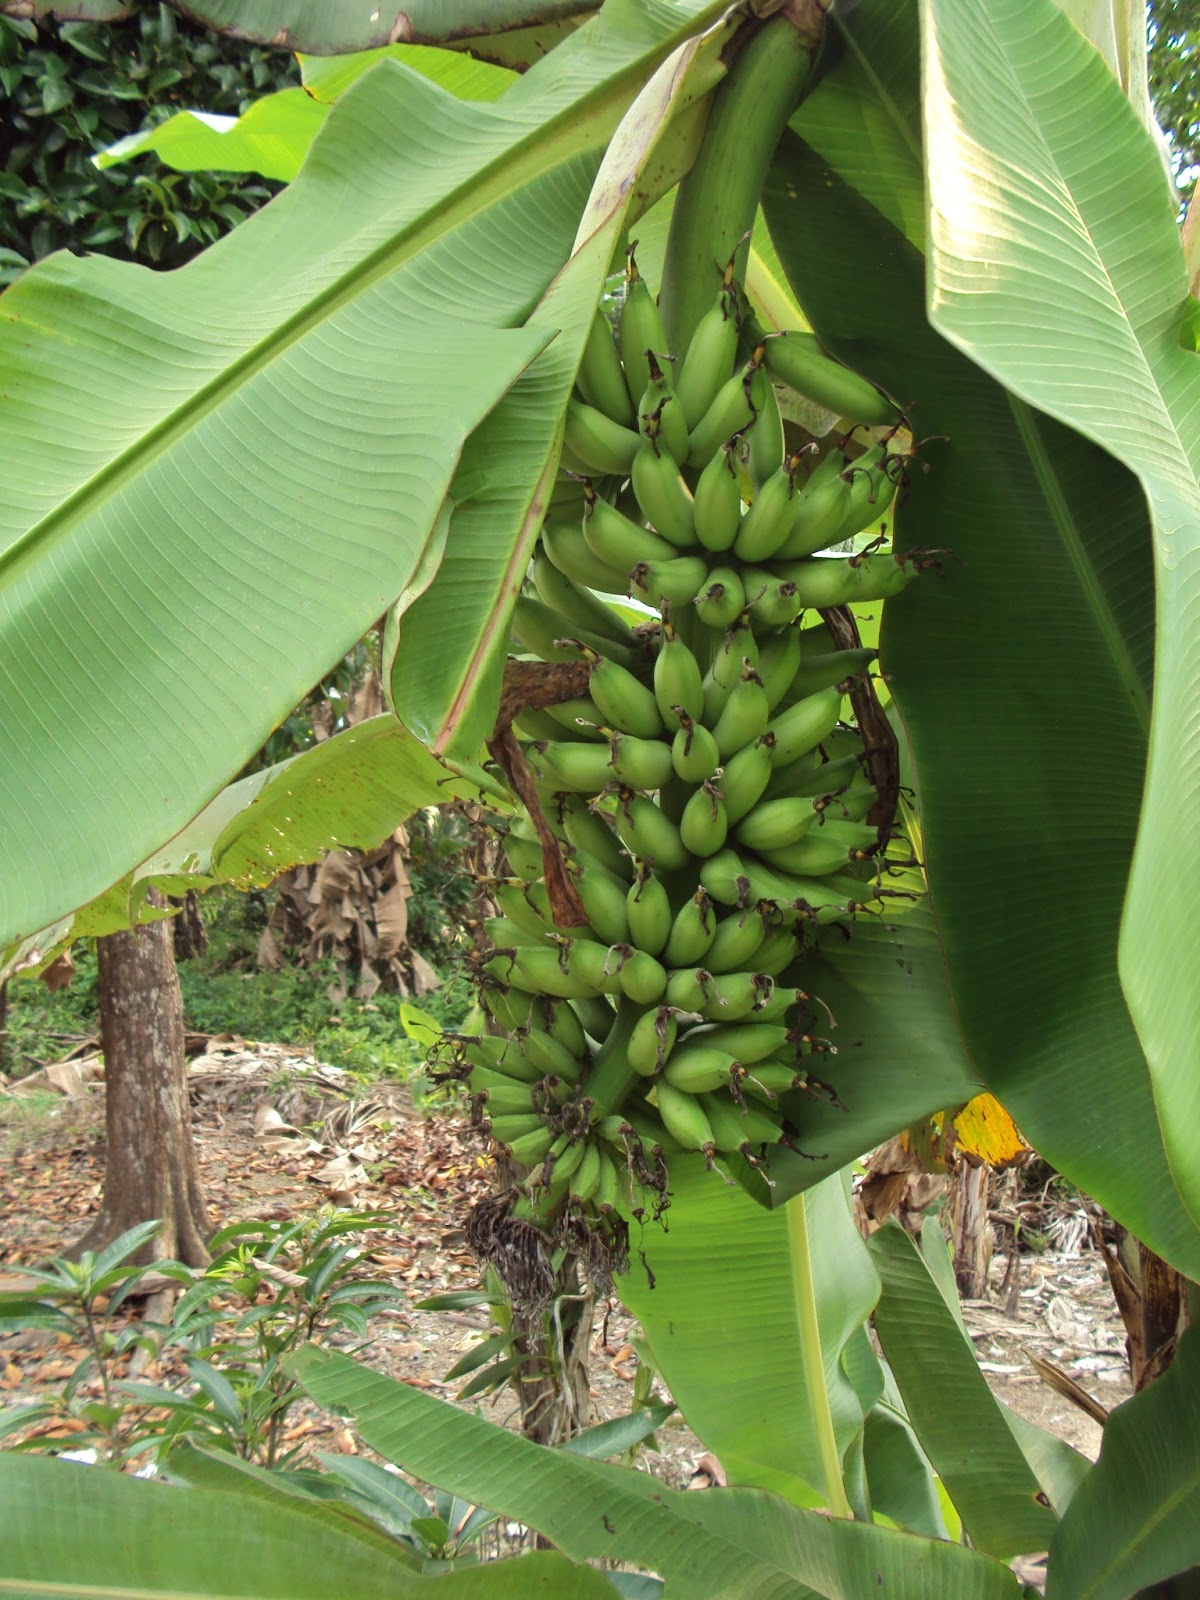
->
[[0, 1038, 1131, 1496]]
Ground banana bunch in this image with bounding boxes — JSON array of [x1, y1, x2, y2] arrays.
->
[[468, 247, 928, 1237]]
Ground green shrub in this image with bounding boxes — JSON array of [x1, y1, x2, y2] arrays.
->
[[0, 3, 297, 284]]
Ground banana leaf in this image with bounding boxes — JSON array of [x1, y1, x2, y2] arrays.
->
[[917, 0, 1200, 1227], [1046, 1325, 1200, 1600], [762, 0, 1200, 1275], [154, 0, 596, 53], [0, 1454, 613, 1597], [95, 47, 517, 184], [292, 1344, 1025, 1600], [616, 1164, 878, 1508], [0, 0, 728, 954]]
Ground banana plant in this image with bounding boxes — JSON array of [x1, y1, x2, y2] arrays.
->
[[5, 1, 1200, 1592]]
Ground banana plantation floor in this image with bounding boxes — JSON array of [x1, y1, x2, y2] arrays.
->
[[0, 1037, 1129, 1483]]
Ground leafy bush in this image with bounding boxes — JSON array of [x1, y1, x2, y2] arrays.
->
[[0, 3, 297, 284]]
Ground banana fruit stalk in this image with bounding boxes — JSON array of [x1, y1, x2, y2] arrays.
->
[[457, 237, 931, 1246]]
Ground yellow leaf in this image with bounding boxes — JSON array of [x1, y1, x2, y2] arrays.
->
[[952, 1093, 1029, 1168]]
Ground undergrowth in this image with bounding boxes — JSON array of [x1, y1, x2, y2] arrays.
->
[[1, 888, 472, 1086]]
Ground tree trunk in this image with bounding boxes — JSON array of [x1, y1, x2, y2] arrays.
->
[[951, 1160, 992, 1299], [71, 901, 210, 1267]]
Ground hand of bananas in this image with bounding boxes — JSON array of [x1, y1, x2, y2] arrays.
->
[[452, 247, 929, 1243]]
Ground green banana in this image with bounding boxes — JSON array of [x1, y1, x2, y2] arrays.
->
[[541, 698, 605, 740], [491, 878, 553, 940], [767, 552, 922, 609], [572, 862, 631, 946], [663, 888, 717, 969], [718, 734, 776, 825], [511, 595, 636, 669], [695, 970, 776, 1022], [631, 439, 696, 548], [785, 648, 876, 701], [560, 794, 630, 879], [654, 622, 705, 724], [748, 376, 785, 487], [761, 751, 863, 806], [584, 651, 663, 739], [637, 350, 690, 466], [774, 448, 852, 560], [699, 1090, 783, 1154], [584, 488, 677, 571], [521, 1025, 585, 1082], [694, 569, 747, 630], [749, 319, 898, 426], [700, 847, 871, 917], [741, 1060, 804, 1102], [734, 794, 821, 852], [485, 939, 621, 1000], [505, 1125, 557, 1167], [705, 906, 770, 974], [743, 571, 803, 631], [576, 310, 636, 427], [756, 627, 803, 711], [619, 250, 669, 411], [526, 734, 670, 794], [613, 946, 668, 1005], [564, 398, 642, 477], [592, 1146, 623, 1211], [686, 353, 760, 467], [629, 1005, 679, 1076], [733, 451, 804, 564], [676, 265, 740, 428], [747, 923, 802, 976], [712, 663, 769, 760], [487, 1112, 548, 1145], [475, 1080, 543, 1116], [663, 1043, 741, 1094], [679, 779, 729, 858], [568, 1139, 603, 1203], [702, 622, 759, 725], [541, 517, 630, 595], [834, 442, 899, 539], [500, 830, 544, 882], [532, 549, 635, 648], [759, 818, 878, 876], [684, 1020, 790, 1065], [766, 687, 845, 767], [665, 966, 773, 1022], [612, 790, 690, 871], [571, 993, 618, 1043], [653, 1079, 716, 1154], [544, 995, 589, 1058], [693, 442, 744, 552], [671, 713, 721, 783], [631, 555, 709, 611], [625, 867, 673, 957]]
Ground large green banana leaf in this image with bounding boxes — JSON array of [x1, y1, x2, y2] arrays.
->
[[94, 46, 517, 184], [918, 0, 1200, 1226], [1046, 1325, 1200, 1600], [292, 1345, 1024, 1600], [151, 0, 596, 53], [616, 1165, 878, 1509], [0, 0, 728, 955], [761, 0, 1200, 1276], [0, 1454, 612, 1598], [869, 1224, 1059, 1559], [0, 712, 496, 979]]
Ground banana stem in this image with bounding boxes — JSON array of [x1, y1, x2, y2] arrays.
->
[[786, 1192, 854, 1519], [582, 994, 643, 1119], [659, 14, 819, 359]]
